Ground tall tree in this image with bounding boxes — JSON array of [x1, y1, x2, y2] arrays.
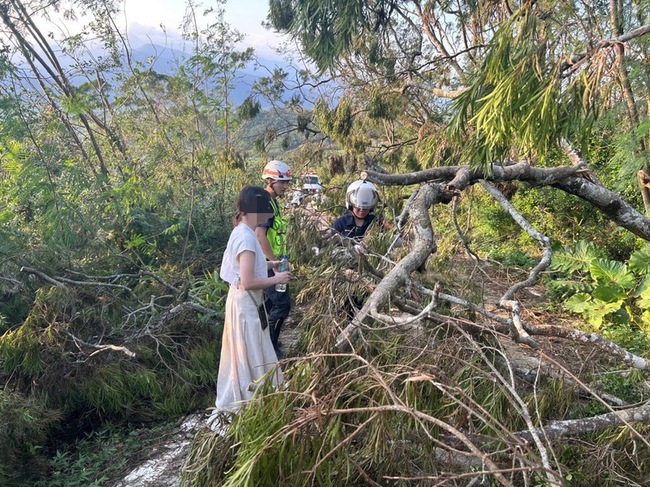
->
[[268, 0, 650, 179]]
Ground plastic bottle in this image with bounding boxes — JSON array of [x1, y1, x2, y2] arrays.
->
[[275, 255, 289, 292]]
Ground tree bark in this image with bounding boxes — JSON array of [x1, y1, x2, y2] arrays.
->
[[515, 403, 650, 444], [364, 160, 650, 241], [335, 183, 449, 348]]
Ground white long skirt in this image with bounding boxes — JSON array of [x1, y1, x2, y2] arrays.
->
[[211, 285, 283, 414]]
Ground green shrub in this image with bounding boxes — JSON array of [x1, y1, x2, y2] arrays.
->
[[0, 389, 60, 486], [34, 422, 176, 487]]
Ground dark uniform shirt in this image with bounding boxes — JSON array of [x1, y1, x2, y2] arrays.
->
[[332, 213, 378, 240]]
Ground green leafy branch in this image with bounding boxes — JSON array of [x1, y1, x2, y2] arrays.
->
[[451, 7, 596, 167]]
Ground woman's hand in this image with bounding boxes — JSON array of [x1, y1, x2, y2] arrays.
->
[[275, 271, 291, 284]]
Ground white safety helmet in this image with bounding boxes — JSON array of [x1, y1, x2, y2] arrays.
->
[[346, 179, 379, 210], [262, 160, 293, 181]]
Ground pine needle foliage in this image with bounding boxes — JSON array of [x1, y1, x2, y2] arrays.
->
[[451, 7, 596, 168], [184, 343, 579, 485], [268, 0, 372, 72], [183, 246, 612, 485], [181, 423, 238, 486], [0, 280, 221, 424], [553, 425, 650, 486], [177, 227, 650, 485], [312, 97, 370, 153]]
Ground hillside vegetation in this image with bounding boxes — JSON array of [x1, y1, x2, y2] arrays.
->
[[1, 0, 650, 486]]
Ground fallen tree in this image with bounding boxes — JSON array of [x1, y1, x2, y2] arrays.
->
[[180, 142, 650, 486], [205, 143, 649, 486]]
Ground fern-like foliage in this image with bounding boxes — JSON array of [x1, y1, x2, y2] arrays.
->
[[633, 276, 650, 310], [628, 245, 650, 275], [589, 258, 635, 290]]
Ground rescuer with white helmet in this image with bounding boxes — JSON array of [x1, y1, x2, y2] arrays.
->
[[256, 160, 293, 358], [262, 160, 293, 184], [332, 176, 382, 240], [345, 179, 379, 211]]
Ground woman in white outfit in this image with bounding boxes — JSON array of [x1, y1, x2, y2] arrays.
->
[[208, 185, 291, 427]]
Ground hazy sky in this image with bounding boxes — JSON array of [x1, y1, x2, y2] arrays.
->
[[121, 0, 288, 58], [32, 0, 288, 59]]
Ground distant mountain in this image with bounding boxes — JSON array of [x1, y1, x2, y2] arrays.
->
[[21, 41, 296, 107], [129, 43, 295, 106]]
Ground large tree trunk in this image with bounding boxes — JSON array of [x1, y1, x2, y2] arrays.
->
[[367, 158, 650, 240]]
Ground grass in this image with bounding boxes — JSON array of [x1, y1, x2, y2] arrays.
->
[[34, 421, 178, 487]]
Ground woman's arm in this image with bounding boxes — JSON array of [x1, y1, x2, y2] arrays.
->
[[239, 250, 290, 290]]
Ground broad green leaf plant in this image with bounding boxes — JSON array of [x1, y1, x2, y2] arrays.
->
[[550, 240, 650, 333]]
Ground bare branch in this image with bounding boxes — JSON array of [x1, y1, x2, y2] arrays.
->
[[524, 324, 650, 371], [479, 181, 553, 303], [478, 180, 554, 348], [559, 23, 650, 75], [64, 329, 136, 359], [468, 338, 562, 486], [362, 157, 650, 241], [515, 403, 650, 444], [451, 194, 480, 262], [365, 161, 586, 188], [20, 266, 66, 287], [21, 266, 137, 296]]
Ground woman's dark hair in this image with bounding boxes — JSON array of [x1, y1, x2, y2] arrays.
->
[[233, 185, 273, 226]]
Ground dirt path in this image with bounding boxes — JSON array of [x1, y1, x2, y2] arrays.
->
[[111, 319, 303, 486], [112, 415, 202, 487]]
